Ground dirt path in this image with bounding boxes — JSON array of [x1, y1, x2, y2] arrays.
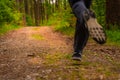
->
[[0, 27, 120, 80]]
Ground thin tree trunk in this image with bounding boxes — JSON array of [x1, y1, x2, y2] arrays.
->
[[30, 0, 34, 25], [106, 0, 120, 29], [24, 0, 29, 15], [64, 0, 67, 10], [33, 0, 40, 26]]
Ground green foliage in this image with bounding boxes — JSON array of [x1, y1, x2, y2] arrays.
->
[[106, 30, 120, 45], [46, 8, 75, 37], [0, 24, 21, 35], [46, 0, 106, 37], [0, 0, 13, 24], [26, 15, 34, 26], [0, 0, 22, 35], [107, 24, 120, 30], [55, 10, 74, 36], [0, 0, 21, 25]]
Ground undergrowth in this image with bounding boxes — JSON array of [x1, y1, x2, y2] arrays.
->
[[47, 12, 120, 45], [106, 29, 120, 45], [0, 24, 21, 35], [46, 9, 75, 37], [44, 3, 120, 46]]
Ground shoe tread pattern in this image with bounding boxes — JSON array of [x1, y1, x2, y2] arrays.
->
[[83, 11, 107, 44]]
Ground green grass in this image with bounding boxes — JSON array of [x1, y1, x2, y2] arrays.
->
[[54, 25, 75, 37], [41, 53, 70, 65], [37, 52, 119, 80], [44, 10, 75, 37], [31, 34, 45, 40], [32, 27, 40, 31], [0, 24, 21, 35], [106, 30, 120, 45]]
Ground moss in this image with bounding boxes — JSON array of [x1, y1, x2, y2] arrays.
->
[[42, 53, 68, 65], [32, 27, 40, 31], [31, 34, 45, 40]]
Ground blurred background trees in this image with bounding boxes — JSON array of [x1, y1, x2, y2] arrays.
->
[[0, 0, 120, 28], [14, 0, 68, 26], [0, 0, 120, 44]]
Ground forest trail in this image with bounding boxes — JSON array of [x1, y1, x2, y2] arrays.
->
[[0, 26, 120, 80]]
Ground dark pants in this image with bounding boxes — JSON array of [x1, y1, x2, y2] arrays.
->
[[69, 0, 92, 54]]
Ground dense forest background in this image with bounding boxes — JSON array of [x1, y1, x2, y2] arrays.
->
[[0, 0, 120, 44]]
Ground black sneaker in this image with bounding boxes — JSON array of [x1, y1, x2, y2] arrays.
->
[[72, 52, 82, 61], [83, 10, 107, 44]]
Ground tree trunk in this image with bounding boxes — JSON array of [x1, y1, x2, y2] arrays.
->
[[106, 0, 120, 29], [30, 0, 35, 25], [64, 0, 67, 10], [33, 0, 40, 26], [24, 0, 29, 15]]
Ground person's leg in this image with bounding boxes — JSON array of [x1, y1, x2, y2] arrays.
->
[[73, 20, 89, 60], [84, 0, 92, 9], [69, 0, 106, 61], [71, 1, 89, 60]]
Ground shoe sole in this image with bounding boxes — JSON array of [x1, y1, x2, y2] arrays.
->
[[72, 57, 81, 61], [83, 10, 107, 44]]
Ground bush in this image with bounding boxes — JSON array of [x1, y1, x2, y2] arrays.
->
[[0, 0, 21, 25], [54, 10, 75, 36], [26, 15, 34, 26], [106, 30, 120, 45], [105, 24, 120, 45], [0, 24, 21, 35], [46, 9, 75, 37], [0, 0, 22, 35]]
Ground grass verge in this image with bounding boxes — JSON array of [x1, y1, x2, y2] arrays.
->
[[106, 30, 120, 46], [0, 24, 21, 36]]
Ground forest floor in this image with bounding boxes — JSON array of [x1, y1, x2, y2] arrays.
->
[[0, 26, 120, 80]]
